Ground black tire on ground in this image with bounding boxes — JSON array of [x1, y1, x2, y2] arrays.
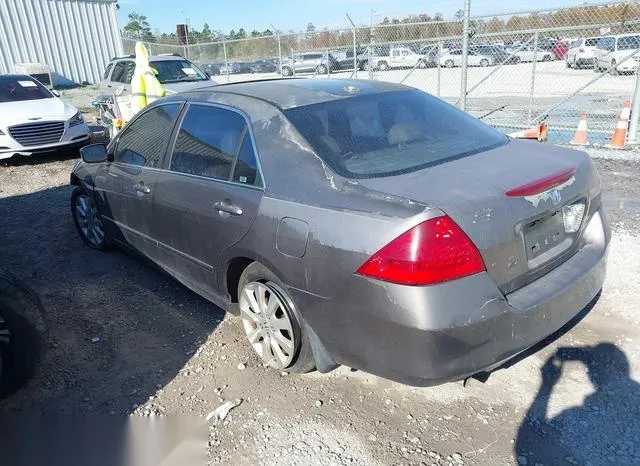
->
[[445, 59, 455, 68], [237, 262, 316, 374], [480, 59, 490, 67], [610, 60, 618, 76], [0, 269, 47, 399], [70, 187, 113, 251], [378, 61, 389, 71], [281, 66, 292, 77], [417, 60, 427, 69], [543, 55, 552, 62], [316, 64, 327, 75]]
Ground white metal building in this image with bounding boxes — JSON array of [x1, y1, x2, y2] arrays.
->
[[0, 0, 123, 85]]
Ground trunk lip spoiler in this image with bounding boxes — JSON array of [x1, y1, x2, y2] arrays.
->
[[505, 167, 577, 197]]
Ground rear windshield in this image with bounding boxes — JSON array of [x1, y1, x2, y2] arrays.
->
[[284, 90, 507, 179], [0, 76, 52, 103], [150, 59, 209, 84]]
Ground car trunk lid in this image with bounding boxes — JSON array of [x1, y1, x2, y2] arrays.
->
[[356, 140, 601, 293]]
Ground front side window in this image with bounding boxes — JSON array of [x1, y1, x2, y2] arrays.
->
[[284, 90, 507, 179], [585, 38, 599, 47], [115, 104, 182, 167], [170, 105, 246, 181]]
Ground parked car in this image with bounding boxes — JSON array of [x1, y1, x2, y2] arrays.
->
[[471, 45, 520, 64], [0, 269, 47, 399], [0, 74, 91, 160], [100, 54, 215, 98], [250, 60, 277, 73], [202, 63, 221, 76], [566, 37, 600, 68], [510, 46, 554, 63], [594, 34, 640, 74], [69, 79, 609, 386], [439, 49, 495, 67], [280, 52, 339, 76], [553, 41, 570, 60], [219, 62, 252, 75], [366, 46, 430, 71], [538, 38, 557, 52]]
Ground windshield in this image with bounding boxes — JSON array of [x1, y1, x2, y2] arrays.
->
[[0, 76, 52, 103], [150, 60, 209, 84], [284, 90, 507, 179]]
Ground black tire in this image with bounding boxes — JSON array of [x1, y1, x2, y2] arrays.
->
[[480, 59, 490, 67], [237, 262, 315, 374], [445, 59, 455, 68], [543, 55, 552, 62], [417, 60, 427, 69], [0, 269, 47, 399], [378, 61, 389, 71], [281, 66, 292, 77], [610, 60, 618, 76], [316, 64, 327, 75], [71, 187, 112, 251]]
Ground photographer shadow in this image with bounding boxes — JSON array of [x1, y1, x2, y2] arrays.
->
[[515, 343, 640, 465]]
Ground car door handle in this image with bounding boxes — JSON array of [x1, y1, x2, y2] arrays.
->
[[134, 182, 151, 194], [214, 201, 243, 216]]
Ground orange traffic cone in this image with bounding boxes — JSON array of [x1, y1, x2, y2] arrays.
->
[[509, 123, 547, 142], [570, 114, 589, 146], [610, 100, 631, 149]]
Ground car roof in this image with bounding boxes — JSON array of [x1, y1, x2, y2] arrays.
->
[[0, 74, 35, 80], [180, 78, 414, 110], [111, 54, 189, 62]]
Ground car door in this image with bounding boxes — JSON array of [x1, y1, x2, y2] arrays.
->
[[152, 103, 264, 300], [94, 102, 183, 257]]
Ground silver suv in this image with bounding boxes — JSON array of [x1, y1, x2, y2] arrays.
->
[[280, 52, 339, 76], [99, 54, 215, 97]]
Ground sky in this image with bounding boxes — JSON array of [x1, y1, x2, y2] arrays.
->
[[116, 0, 605, 35]]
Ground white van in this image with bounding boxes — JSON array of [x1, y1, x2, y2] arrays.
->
[[594, 34, 640, 74]]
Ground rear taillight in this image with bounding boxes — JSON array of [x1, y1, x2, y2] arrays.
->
[[356, 216, 486, 286]]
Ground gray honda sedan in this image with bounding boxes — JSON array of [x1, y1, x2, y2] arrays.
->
[[70, 79, 609, 386]]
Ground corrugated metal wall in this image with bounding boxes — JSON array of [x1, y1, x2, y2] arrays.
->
[[0, 0, 123, 84]]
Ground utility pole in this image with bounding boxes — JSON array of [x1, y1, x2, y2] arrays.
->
[[628, 60, 640, 143], [460, 0, 471, 111], [369, 9, 375, 80], [346, 14, 357, 78], [270, 23, 282, 77]]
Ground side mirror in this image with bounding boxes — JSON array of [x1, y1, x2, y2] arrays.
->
[[80, 144, 108, 163], [51, 89, 60, 97]]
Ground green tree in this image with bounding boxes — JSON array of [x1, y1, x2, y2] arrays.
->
[[123, 12, 153, 40]]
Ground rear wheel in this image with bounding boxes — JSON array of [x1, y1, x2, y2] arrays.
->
[[281, 66, 292, 77], [378, 61, 389, 71], [316, 64, 327, 75], [610, 60, 618, 76], [480, 59, 490, 67], [238, 263, 315, 374], [0, 270, 47, 399], [542, 54, 552, 62], [417, 60, 427, 69], [445, 59, 455, 68]]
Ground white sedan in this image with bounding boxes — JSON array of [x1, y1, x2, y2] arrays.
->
[[509, 46, 554, 63], [0, 74, 90, 160]]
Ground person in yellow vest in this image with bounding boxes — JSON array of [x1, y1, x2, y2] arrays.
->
[[130, 41, 166, 114]]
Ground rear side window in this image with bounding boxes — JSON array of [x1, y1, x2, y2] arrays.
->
[[585, 38, 599, 47], [617, 35, 640, 50], [115, 104, 182, 167], [597, 37, 615, 51], [111, 61, 135, 83], [103, 63, 113, 80], [232, 136, 262, 187], [284, 90, 507, 179], [170, 105, 246, 181]]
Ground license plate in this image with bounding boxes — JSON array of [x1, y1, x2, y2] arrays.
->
[[523, 211, 565, 261]]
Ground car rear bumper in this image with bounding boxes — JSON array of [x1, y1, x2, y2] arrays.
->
[[292, 207, 610, 386]]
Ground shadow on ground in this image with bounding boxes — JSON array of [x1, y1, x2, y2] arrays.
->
[[516, 343, 640, 465], [0, 185, 224, 414]]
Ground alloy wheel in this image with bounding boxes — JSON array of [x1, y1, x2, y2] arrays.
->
[[240, 281, 296, 369], [75, 194, 105, 248]]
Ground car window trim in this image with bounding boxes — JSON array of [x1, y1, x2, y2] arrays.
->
[[166, 101, 266, 191], [112, 101, 186, 168]]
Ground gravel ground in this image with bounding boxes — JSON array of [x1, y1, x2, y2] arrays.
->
[[0, 147, 639, 466]]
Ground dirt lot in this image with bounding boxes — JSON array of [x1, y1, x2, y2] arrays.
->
[[0, 148, 639, 465]]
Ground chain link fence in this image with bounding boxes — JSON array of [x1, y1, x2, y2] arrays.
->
[[122, 1, 640, 144]]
